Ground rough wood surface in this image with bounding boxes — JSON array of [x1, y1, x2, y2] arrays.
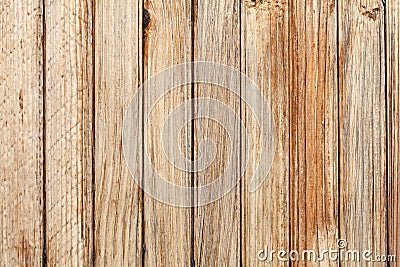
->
[[290, 0, 338, 266], [339, 0, 387, 265], [94, 0, 143, 266], [1, 0, 399, 265], [44, 0, 94, 265], [193, 1, 241, 266], [142, 0, 192, 266], [0, 1, 44, 265], [241, 1, 290, 266], [387, 0, 400, 262]]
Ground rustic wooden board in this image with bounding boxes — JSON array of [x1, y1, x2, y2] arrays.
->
[[142, 0, 193, 266], [387, 0, 400, 262], [0, 1, 44, 265], [241, 1, 290, 266], [193, 1, 241, 266], [339, 0, 387, 265], [2, 0, 400, 265], [290, 0, 338, 266], [44, 0, 94, 265], [94, 0, 143, 265]]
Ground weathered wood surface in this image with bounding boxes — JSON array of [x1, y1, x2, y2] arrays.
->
[[241, 1, 290, 266], [0, 1, 44, 266], [1, 0, 399, 266], [94, 0, 142, 265], [388, 0, 400, 263], [44, 0, 94, 265], [339, 0, 387, 266], [193, 1, 241, 266], [142, 0, 192, 266], [290, 0, 338, 266]]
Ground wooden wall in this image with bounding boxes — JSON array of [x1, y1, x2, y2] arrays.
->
[[0, 0, 399, 266]]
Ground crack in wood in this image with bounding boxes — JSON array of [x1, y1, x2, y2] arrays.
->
[[143, 9, 151, 30]]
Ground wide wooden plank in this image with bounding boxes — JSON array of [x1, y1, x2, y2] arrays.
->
[[339, 0, 387, 265], [44, 0, 94, 265], [94, 0, 143, 265], [241, 1, 290, 266], [193, 1, 241, 265], [387, 0, 400, 262], [289, 0, 338, 265], [0, 1, 44, 265], [142, 0, 193, 266]]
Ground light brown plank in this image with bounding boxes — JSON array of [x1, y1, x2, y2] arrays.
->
[[94, 0, 143, 266], [241, 1, 290, 266], [44, 0, 94, 265], [339, 0, 387, 265], [0, 1, 44, 265], [387, 0, 400, 263], [193, 0, 241, 265], [142, 0, 193, 266], [289, 0, 338, 265]]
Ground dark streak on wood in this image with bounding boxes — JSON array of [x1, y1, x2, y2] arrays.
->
[[19, 89, 23, 110], [18, 234, 34, 266], [143, 9, 151, 31]]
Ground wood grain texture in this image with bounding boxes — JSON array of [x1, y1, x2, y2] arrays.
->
[[94, 0, 143, 265], [339, 0, 387, 265], [290, 0, 338, 265], [193, 1, 241, 266], [142, 1, 193, 266], [387, 0, 400, 263], [2, 1, 400, 265], [0, 1, 44, 265], [44, 0, 94, 265], [241, 1, 290, 266]]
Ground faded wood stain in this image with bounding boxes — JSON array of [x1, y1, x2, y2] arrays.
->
[[0, 0, 399, 266]]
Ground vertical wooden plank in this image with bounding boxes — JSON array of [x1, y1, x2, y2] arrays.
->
[[339, 0, 387, 264], [241, 0, 290, 266], [45, 0, 93, 265], [290, 0, 338, 265], [94, 0, 143, 266], [0, 1, 44, 265], [387, 0, 400, 262], [142, 1, 192, 266], [193, 0, 241, 265]]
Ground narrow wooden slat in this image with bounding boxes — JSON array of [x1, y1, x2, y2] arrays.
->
[[142, 0, 192, 265], [387, 0, 400, 262], [44, 0, 94, 265], [0, 1, 44, 265], [339, 0, 387, 264], [290, 0, 338, 265], [94, 0, 143, 265], [193, 1, 241, 265], [241, 1, 290, 266]]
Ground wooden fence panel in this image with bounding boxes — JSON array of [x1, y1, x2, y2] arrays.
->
[[44, 0, 94, 265], [388, 0, 400, 263], [193, 1, 241, 265], [1, 0, 399, 265], [339, 0, 387, 265], [241, 1, 290, 266], [289, 0, 339, 266], [0, 1, 44, 265], [142, 0, 193, 266], [94, 0, 143, 266]]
